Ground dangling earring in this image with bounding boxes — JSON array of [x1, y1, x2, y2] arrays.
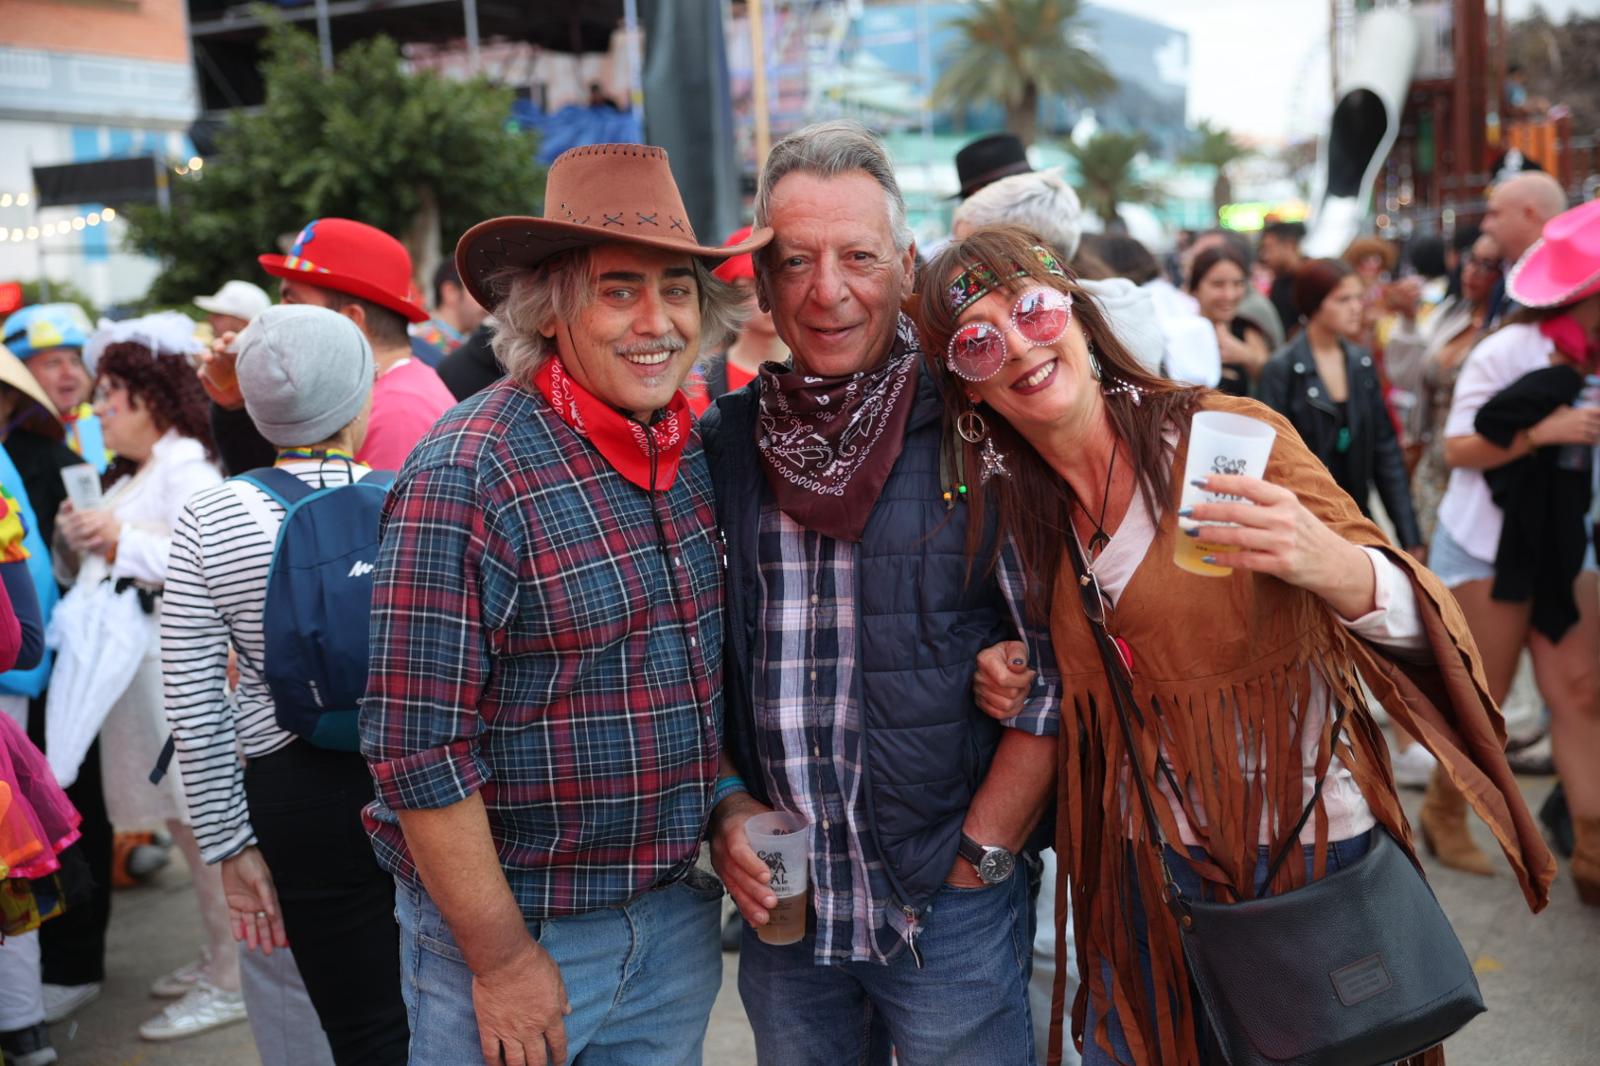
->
[[957, 407, 1010, 483], [1102, 378, 1145, 406], [1087, 342, 1103, 382]]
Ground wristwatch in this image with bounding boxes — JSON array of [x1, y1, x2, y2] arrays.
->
[[958, 834, 1016, 884]]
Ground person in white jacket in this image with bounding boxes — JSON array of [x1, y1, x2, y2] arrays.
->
[[53, 316, 241, 1043]]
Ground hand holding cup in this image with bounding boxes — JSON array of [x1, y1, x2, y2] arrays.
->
[[1182, 473, 1378, 620], [197, 331, 245, 410]]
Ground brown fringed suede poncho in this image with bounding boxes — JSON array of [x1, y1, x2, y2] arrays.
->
[[1047, 395, 1556, 1066]]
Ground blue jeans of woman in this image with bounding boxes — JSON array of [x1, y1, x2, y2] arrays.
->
[[1080, 830, 1375, 1066]]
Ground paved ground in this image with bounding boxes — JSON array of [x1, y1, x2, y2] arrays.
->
[[41, 769, 1595, 1066]]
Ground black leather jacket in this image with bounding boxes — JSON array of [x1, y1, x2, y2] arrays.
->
[[1259, 334, 1423, 548]]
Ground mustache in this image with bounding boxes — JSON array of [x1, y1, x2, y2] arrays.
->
[[613, 335, 688, 357]]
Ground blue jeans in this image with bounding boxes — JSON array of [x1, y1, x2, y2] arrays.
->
[[1080, 830, 1375, 1066], [395, 868, 724, 1066], [738, 872, 1036, 1066]]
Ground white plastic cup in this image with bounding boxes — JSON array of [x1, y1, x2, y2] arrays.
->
[[1175, 411, 1278, 577], [744, 811, 811, 945]]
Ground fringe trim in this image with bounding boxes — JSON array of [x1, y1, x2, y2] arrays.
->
[[1058, 631, 1414, 1066]]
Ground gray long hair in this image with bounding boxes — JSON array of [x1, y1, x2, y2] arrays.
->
[[490, 247, 745, 385], [753, 120, 913, 272]]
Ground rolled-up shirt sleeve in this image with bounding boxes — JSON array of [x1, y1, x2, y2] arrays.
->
[[994, 540, 1062, 737], [360, 461, 516, 810], [1338, 547, 1432, 663]]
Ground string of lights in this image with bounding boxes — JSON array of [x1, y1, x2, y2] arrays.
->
[[0, 207, 117, 244], [0, 156, 203, 227]]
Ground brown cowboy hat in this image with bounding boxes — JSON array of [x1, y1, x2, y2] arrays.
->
[[456, 143, 772, 310]]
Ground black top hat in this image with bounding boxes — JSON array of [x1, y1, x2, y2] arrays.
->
[[952, 132, 1033, 200]]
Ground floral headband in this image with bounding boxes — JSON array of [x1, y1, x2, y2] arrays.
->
[[944, 245, 1069, 317]]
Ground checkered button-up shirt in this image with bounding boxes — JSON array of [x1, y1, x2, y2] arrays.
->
[[753, 502, 1059, 965], [360, 380, 724, 920]]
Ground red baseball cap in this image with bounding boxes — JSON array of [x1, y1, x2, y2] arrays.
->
[[259, 218, 429, 323]]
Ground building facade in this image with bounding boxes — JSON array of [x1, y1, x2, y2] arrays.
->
[[0, 0, 198, 309]]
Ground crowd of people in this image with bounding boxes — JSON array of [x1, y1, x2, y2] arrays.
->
[[0, 120, 1592, 1066]]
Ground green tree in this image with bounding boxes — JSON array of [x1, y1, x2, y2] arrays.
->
[[124, 16, 544, 307], [18, 278, 98, 319], [933, 0, 1116, 146], [1065, 130, 1160, 231], [1181, 119, 1251, 222]]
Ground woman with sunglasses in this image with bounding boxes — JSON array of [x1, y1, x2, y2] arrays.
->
[[920, 225, 1553, 1066]]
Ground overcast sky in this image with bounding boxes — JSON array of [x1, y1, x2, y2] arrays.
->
[[1092, 0, 1599, 143]]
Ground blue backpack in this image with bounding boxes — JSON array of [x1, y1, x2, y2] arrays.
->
[[235, 466, 395, 751]]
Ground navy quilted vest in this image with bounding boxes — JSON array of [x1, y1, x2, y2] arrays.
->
[[702, 368, 1009, 911]]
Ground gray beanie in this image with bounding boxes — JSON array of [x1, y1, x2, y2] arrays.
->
[[236, 304, 374, 446]]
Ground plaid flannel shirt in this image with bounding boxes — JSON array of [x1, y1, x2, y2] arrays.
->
[[360, 381, 724, 920], [753, 501, 1060, 965]]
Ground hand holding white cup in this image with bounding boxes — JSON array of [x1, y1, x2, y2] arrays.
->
[[1174, 411, 1277, 577], [743, 812, 811, 946]]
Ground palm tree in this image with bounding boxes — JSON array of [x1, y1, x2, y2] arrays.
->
[[1182, 119, 1252, 222], [1064, 130, 1160, 231], [933, 0, 1117, 146]]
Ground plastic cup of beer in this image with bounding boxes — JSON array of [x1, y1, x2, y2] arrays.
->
[[1174, 411, 1277, 577], [745, 811, 811, 946]]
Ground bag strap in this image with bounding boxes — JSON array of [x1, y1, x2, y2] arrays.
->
[[230, 477, 286, 545], [1062, 527, 1349, 914], [1064, 527, 1186, 915]]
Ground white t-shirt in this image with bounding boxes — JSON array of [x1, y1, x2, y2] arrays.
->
[[1437, 324, 1556, 562]]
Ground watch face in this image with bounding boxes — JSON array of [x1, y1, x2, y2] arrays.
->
[[979, 848, 1016, 884]]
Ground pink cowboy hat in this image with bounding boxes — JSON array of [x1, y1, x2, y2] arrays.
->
[[1507, 198, 1600, 308]]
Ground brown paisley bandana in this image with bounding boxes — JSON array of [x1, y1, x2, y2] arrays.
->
[[755, 313, 922, 542]]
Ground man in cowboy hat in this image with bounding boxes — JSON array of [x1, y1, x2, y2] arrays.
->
[[700, 119, 1061, 1064], [361, 142, 765, 1066], [198, 218, 456, 472]]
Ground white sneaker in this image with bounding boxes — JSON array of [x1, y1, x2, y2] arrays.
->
[[1391, 743, 1438, 790], [137, 982, 247, 1041], [40, 982, 101, 1024], [150, 949, 211, 998]]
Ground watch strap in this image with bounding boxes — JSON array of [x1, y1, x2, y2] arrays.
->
[[957, 833, 986, 866]]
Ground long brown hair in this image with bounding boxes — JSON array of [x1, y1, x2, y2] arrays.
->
[[918, 225, 1204, 620]]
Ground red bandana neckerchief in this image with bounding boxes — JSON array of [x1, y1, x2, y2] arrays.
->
[[1540, 314, 1600, 372], [755, 313, 922, 542], [534, 357, 692, 492]]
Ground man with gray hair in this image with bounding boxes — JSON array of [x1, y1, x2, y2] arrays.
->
[[362, 144, 765, 1066], [703, 120, 1060, 1064]]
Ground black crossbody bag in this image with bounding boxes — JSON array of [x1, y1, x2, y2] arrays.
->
[[1065, 529, 1484, 1066]]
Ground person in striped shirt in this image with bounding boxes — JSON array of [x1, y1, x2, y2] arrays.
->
[[162, 305, 407, 1063]]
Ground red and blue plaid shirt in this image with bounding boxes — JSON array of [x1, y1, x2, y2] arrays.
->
[[360, 379, 724, 920]]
